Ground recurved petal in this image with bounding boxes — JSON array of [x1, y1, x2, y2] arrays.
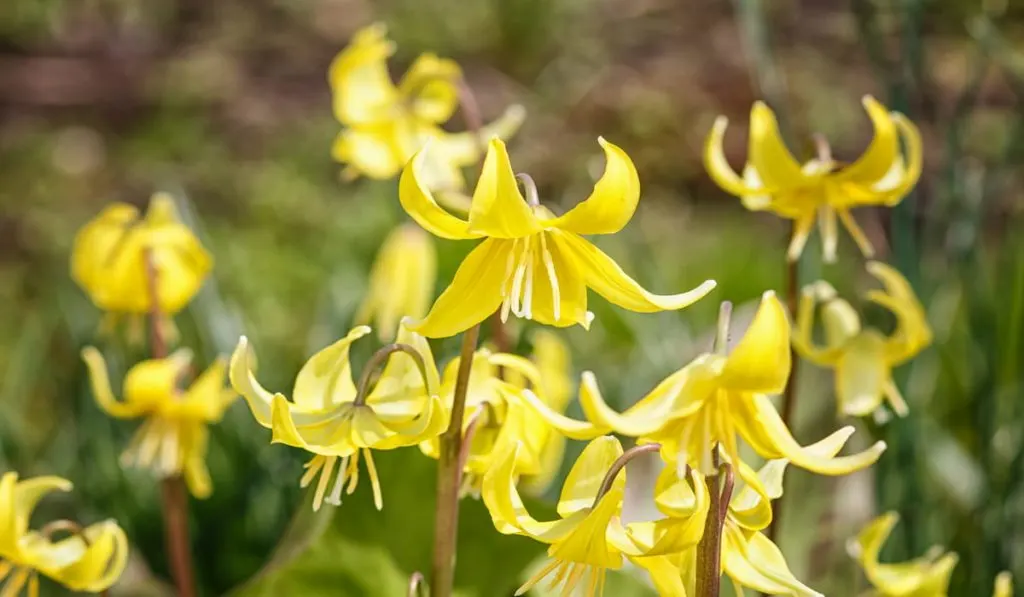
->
[[722, 525, 823, 597], [557, 435, 623, 517], [835, 96, 900, 185], [749, 102, 807, 189], [467, 138, 542, 238], [548, 137, 640, 235], [481, 441, 582, 541], [705, 116, 767, 198], [412, 238, 508, 338], [39, 519, 129, 591], [551, 230, 716, 313], [720, 291, 791, 394], [8, 475, 74, 540], [579, 369, 703, 438], [729, 459, 788, 532], [293, 326, 372, 411], [878, 114, 923, 205], [736, 394, 887, 475], [513, 387, 607, 440], [229, 336, 278, 428], [398, 53, 461, 124], [399, 145, 481, 240], [835, 333, 891, 417], [328, 23, 399, 125], [182, 357, 234, 421], [426, 105, 526, 168], [81, 347, 149, 419]]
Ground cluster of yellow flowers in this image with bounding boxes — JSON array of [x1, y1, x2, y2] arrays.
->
[[5, 20, 1009, 597]]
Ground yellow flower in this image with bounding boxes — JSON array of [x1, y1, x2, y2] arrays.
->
[[0, 472, 128, 596], [704, 96, 922, 262], [329, 23, 524, 192], [848, 512, 958, 596], [230, 320, 446, 511], [399, 137, 717, 338], [794, 261, 932, 419], [518, 291, 885, 501], [71, 193, 212, 324], [419, 346, 556, 496], [516, 331, 574, 496], [355, 223, 437, 341], [483, 436, 708, 596], [994, 572, 1013, 597], [82, 348, 235, 499]]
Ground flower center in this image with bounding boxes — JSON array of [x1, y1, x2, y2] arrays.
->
[[300, 450, 383, 512], [499, 233, 561, 323]]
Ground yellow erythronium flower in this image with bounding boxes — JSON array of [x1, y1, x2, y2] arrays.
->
[[329, 23, 524, 192], [705, 96, 922, 262], [419, 345, 564, 496], [518, 291, 885, 503], [82, 348, 235, 499], [71, 193, 212, 328], [355, 223, 437, 340], [848, 512, 959, 596], [516, 331, 574, 496], [483, 436, 708, 596], [230, 320, 446, 511], [794, 261, 932, 419], [0, 472, 128, 596], [400, 136, 717, 338]]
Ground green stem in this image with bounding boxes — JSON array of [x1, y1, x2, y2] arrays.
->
[[591, 443, 662, 507], [430, 323, 481, 597]]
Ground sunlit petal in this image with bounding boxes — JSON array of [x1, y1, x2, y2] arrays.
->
[[399, 145, 481, 240], [721, 291, 791, 394], [834, 96, 899, 185], [548, 138, 640, 235], [749, 102, 806, 189], [467, 138, 542, 238]]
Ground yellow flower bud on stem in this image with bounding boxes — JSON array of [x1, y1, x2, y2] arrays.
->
[[145, 249, 197, 597], [430, 323, 481, 597]]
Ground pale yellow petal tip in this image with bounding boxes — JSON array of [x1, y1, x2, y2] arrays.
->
[[350, 325, 373, 338]]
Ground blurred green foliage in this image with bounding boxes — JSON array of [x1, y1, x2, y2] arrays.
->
[[1, 0, 1023, 595]]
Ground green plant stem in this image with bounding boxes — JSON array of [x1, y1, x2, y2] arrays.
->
[[145, 249, 196, 597], [696, 458, 734, 597], [430, 323, 481, 597], [767, 255, 800, 546]]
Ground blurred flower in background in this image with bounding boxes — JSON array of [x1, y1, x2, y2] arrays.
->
[[355, 223, 436, 341]]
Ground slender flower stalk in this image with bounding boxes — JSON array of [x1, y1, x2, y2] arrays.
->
[[145, 250, 196, 597], [430, 323, 481, 597], [696, 459, 734, 597], [768, 249, 800, 546]]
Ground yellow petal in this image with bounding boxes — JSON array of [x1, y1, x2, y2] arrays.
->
[[720, 291, 791, 394], [722, 525, 822, 597], [834, 96, 899, 185], [371, 317, 441, 398], [735, 395, 887, 475], [994, 572, 1013, 597], [399, 145, 481, 240], [548, 485, 625, 571], [467, 138, 542, 238], [835, 332, 891, 417], [628, 554, 688, 597], [229, 336, 278, 428], [328, 23, 398, 125], [81, 347, 149, 419], [630, 470, 709, 555], [181, 357, 234, 421], [331, 124, 403, 180], [413, 238, 509, 338], [749, 102, 806, 189], [729, 459, 788, 532], [398, 53, 462, 124], [269, 394, 352, 453], [355, 225, 437, 340], [557, 435, 623, 517], [3, 474, 73, 546], [293, 326, 372, 410], [481, 441, 582, 541], [579, 368, 708, 437], [424, 104, 526, 168], [513, 386, 607, 440], [879, 114, 923, 205], [548, 138, 640, 235], [704, 116, 767, 198], [551, 230, 717, 313]]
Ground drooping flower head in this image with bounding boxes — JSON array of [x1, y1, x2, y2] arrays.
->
[[519, 291, 885, 504], [794, 261, 932, 419], [329, 23, 524, 193], [82, 348, 235, 499], [482, 436, 708, 596], [399, 136, 717, 338], [355, 223, 437, 341], [705, 96, 922, 262], [0, 472, 128, 596], [848, 512, 959, 596], [419, 345, 566, 496], [230, 320, 446, 511], [71, 193, 212, 332]]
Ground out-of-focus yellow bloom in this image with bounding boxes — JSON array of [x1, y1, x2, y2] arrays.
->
[[355, 223, 437, 341], [705, 96, 922, 262], [483, 436, 708, 596], [329, 23, 524, 193], [519, 291, 885, 502], [516, 331, 574, 496], [230, 320, 446, 511], [848, 512, 958, 596], [82, 348, 235, 499], [794, 261, 932, 419], [993, 572, 1013, 597], [419, 346, 560, 496], [0, 472, 128, 596], [400, 137, 716, 338], [71, 193, 212, 330]]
